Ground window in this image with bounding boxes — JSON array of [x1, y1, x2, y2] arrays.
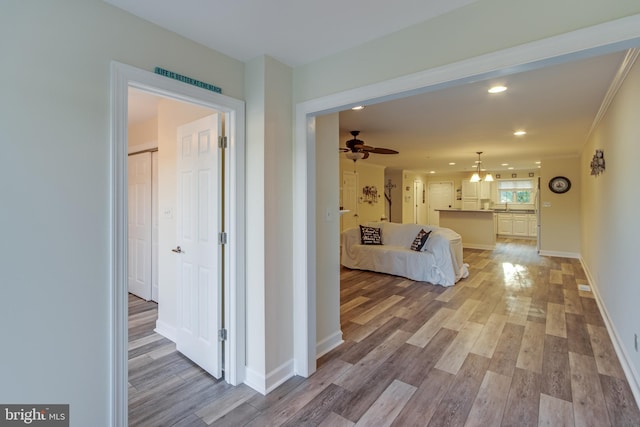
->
[[497, 179, 534, 204]]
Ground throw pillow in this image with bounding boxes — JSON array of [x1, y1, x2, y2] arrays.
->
[[410, 229, 431, 251], [360, 225, 382, 245]]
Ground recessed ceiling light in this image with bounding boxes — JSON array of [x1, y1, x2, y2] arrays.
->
[[488, 86, 507, 94], [535, 161, 541, 164], [449, 162, 456, 166], [430, 171, 435, 174], [514, 130, 526, 136], [351, 105, 365, 111], [508, 167, 514, 170], [501, 163, 509, 166]]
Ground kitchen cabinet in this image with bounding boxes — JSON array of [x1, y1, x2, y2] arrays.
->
[[462, 181, 491, 200], [497, 213, 513, 235], [496, 212, 537, 237], [528, 214, 537, 236], [512, 214, 528, 236], [479, 181, 492, 199], [461, 180, 478, 199], [462, 200, 479, 210]]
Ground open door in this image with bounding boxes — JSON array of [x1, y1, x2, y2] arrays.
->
[[174, 114, 223, 379], [128, 152, 152, 300], [428, 182, 454, 226]]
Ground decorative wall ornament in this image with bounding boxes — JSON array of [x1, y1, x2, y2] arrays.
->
[[362, 185, 379, 204], [590, 149, 605, 176]]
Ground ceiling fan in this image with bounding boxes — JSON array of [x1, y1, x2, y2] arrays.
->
[[339, 130, 399, 160]]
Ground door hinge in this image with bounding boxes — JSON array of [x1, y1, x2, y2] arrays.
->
[[218, 135, 228, 149], [218, 328, 228, 341], [218, 231, 228, 245]]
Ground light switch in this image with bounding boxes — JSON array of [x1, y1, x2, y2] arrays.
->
[[542, 201, 551, 208], [162, 208, 173, 219], [325, 208, 333, 222]]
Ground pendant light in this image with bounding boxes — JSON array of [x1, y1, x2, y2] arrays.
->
[[470, 152, 494, 182]]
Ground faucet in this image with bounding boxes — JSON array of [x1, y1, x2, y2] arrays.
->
[[505, 202, 509, 211]]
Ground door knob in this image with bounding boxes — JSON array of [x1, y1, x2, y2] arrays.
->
[[171, 246, 184, 253]]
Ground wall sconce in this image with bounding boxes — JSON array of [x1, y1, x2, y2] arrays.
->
[[590, 149, 605, 176]]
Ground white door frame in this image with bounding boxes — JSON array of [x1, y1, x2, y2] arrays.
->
[[110, 61, 245, 425], [293, 17, 640, 377]]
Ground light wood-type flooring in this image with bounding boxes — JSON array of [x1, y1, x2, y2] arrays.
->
[[128, 238, 640, 426]]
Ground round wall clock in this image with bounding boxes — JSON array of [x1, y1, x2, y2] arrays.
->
[[549, 176, 571, 194]]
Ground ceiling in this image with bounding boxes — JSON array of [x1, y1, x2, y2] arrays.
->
[[113, 1, 633, 175], [338, 50, 628, 174], [104, 0, 476, 67]]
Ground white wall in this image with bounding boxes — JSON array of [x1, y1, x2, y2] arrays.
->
[[385, 170, 404, 223], [128, 116, 158, 149], [315, 114, 342, 357], [340, 159, 385, 225], [244, 55, 294, 393], [293, 0, 640, 102], [0, 1, 243, 424], [581, 57, 640, 396], [539, 157, 581, 256]]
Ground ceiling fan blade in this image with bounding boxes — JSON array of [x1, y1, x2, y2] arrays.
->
[[362, 151, 370, 159], [368, 147, 399, 154], [338, 148, 349, 152], [355, 144, 375, 151]]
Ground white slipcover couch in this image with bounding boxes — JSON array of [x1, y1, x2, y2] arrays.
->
[[341, 222, 469, 287]]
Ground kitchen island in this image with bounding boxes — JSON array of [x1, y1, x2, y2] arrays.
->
[[436, 209, 496, 250]]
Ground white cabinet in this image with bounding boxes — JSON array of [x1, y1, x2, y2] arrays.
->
[[528, 214, 537, 237], [462, 199, 479, 210], [512, 214, 528, 236], [479, 181, 492, 199], [462, 180, 492, 211], [496, 212, 537, 237], [461, 181, 478, 199], [497, 213, 513, 235]]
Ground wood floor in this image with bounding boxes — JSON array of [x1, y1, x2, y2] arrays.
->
[[129, 239, 640, 426]]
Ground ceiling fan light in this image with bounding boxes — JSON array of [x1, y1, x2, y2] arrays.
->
[[345, 151, 365, 161]]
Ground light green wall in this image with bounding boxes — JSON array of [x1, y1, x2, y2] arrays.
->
[[0, 0, 243, 424], [581, 56, 640, 387]]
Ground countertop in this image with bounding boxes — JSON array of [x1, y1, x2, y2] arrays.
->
[[436, 208, 536, 214]]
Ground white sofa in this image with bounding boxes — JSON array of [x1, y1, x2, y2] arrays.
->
[[341, 222, 469, 287]]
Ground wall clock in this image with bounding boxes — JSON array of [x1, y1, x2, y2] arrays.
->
[[549, 176, 571, 194]]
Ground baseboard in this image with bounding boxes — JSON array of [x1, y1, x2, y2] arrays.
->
[[462, 243, 496, 250], [244, 359, 295, 396], [154, 320, 176, 342], [316, 330, 344, 359], [579, 257, 640, 409], [538, 250, 580, 259]]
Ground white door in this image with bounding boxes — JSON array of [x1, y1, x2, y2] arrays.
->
[[342, 171, 358, 231], [151, 151, 159, 302], [414, 180, 427, 224], [128, 152, 152, 300], [428, 182, 454, 226], [175, 114, 222, 379]]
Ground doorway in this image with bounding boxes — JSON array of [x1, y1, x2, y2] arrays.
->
[[293, 20, 637, 378], [111, 61, 246, 424], [428, 182, 454, 226]]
